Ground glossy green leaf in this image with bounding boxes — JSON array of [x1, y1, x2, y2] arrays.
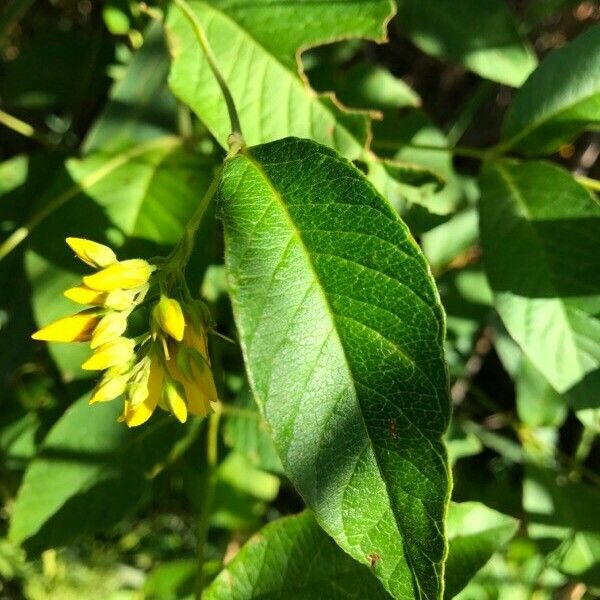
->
[[479, 161, 600, 407], [26, 140, 216, 378], [220, 137, 450, 599], [502, 25, 600, 154], [445, 502, 518, 599], [9, 395, 183, 555], [205, 511, 391, 599], [166, 0, 394, 158], [394, 0, 537, 86]]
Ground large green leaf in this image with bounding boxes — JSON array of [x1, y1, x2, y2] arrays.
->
[[479, 161, 600, 408], [205, 511, 391, 599], [445, 502, 518, 599], [9, 395, 183, 555], [220, 138, 450, 599], [394, 0, 537, 87], [166, 0, 393, 158], [26, 139, 216, 378], [501, 25, 600, 154]]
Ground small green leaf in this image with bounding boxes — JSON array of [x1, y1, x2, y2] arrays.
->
[[204, 511, 391, 599], [9, 396, 183, 555], [445, 502, 518, 599], [479, 161, 600, 405], [394, 0, 537, 86], [502, 24, 600, 154], [220, 137, 450, 599]]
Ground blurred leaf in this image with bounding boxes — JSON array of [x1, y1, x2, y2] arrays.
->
[[144, 559, 195, 600], [84, 22, 177, 152], [479, 161, 600, 411], [0, 29, 111, 112], [446, 421, 483, 465], [445, 501, 519, 599], [515, 357, 567, 428], [394, 0, 537, 86], [501, 24, 600, 154], [309, 62, 421, 111], [9, 395, 184, 555], [204, 511, 391, 599], [25, 140, 217, 378], [223, 386, 283, 474], [221, 138, 450, 599], [166, 0, 393, 157]]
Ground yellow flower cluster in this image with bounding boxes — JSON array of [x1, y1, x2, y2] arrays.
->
[[32, 238, 217, 427]]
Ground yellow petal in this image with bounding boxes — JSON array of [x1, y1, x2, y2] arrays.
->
[[32, 311, 100, 342], [90, 312, 128, 349], [187, 361, 217, 417], [153, 297, 185, 341], [83, 259, 155, 292], [119, 394, 158, 427], [82, 337, 135, 371], [183, 324, 210, 364], [64, 285, 107, 306], [104, 289, 139, 311], [66, 237, 117, 268], [163, 379, 188, 423], [89, 372, 129, 404]]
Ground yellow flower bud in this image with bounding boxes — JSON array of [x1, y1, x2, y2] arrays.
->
[[66, 237, 117, 268], [83, 259, 155, 292], [89, 367, 130, 404], [119, 357, 163, 427], [163, 378, 188, 423], [32, 311, 101, 343], [64, 285, 107, 307], [104, 289, 139, 311], [90, 312, 128, 349], [82, 337, 135, 371], [153, 296, 185, 341]]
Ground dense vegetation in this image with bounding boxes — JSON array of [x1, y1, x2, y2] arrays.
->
[[0, 1, 599, 599]]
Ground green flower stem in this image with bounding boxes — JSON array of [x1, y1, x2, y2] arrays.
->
[[0, 108, 49, 146], [195, 409, 221, 599], [171, 0, 243, 139], [575, 174, 600, 194]]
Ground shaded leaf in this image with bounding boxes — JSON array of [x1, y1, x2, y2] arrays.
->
[[204, 511, 391, 600], [394, 0, 536, 86], [445, 502, 518, 599], [220, 137, 450, 599], [9, 395, 183, 555], [502, 25, 600, 154], [479, 161, 600, 410]]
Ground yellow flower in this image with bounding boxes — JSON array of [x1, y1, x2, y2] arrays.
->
[[82, 337, 135, 371], [153, 296, 185, 341], [120, 356, 164, 427], [66, 237, 117, 268], [89, 366, 130, 404], [90, 312, 128, 349], [104, 289, 141, 311], [163, 377, 188, 423], [32, 311, 101, 343], [64, 285, 107, 307], [83, 259, 155, 292]]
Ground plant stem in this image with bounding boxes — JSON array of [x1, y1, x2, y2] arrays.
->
[[195, 410, 221, 599], [171, 0, 243, 140], [575, 174, 600, 193], [0, 108, 49, 145]]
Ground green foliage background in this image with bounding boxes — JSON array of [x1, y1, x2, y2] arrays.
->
[[0, 1, 599, 599]]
